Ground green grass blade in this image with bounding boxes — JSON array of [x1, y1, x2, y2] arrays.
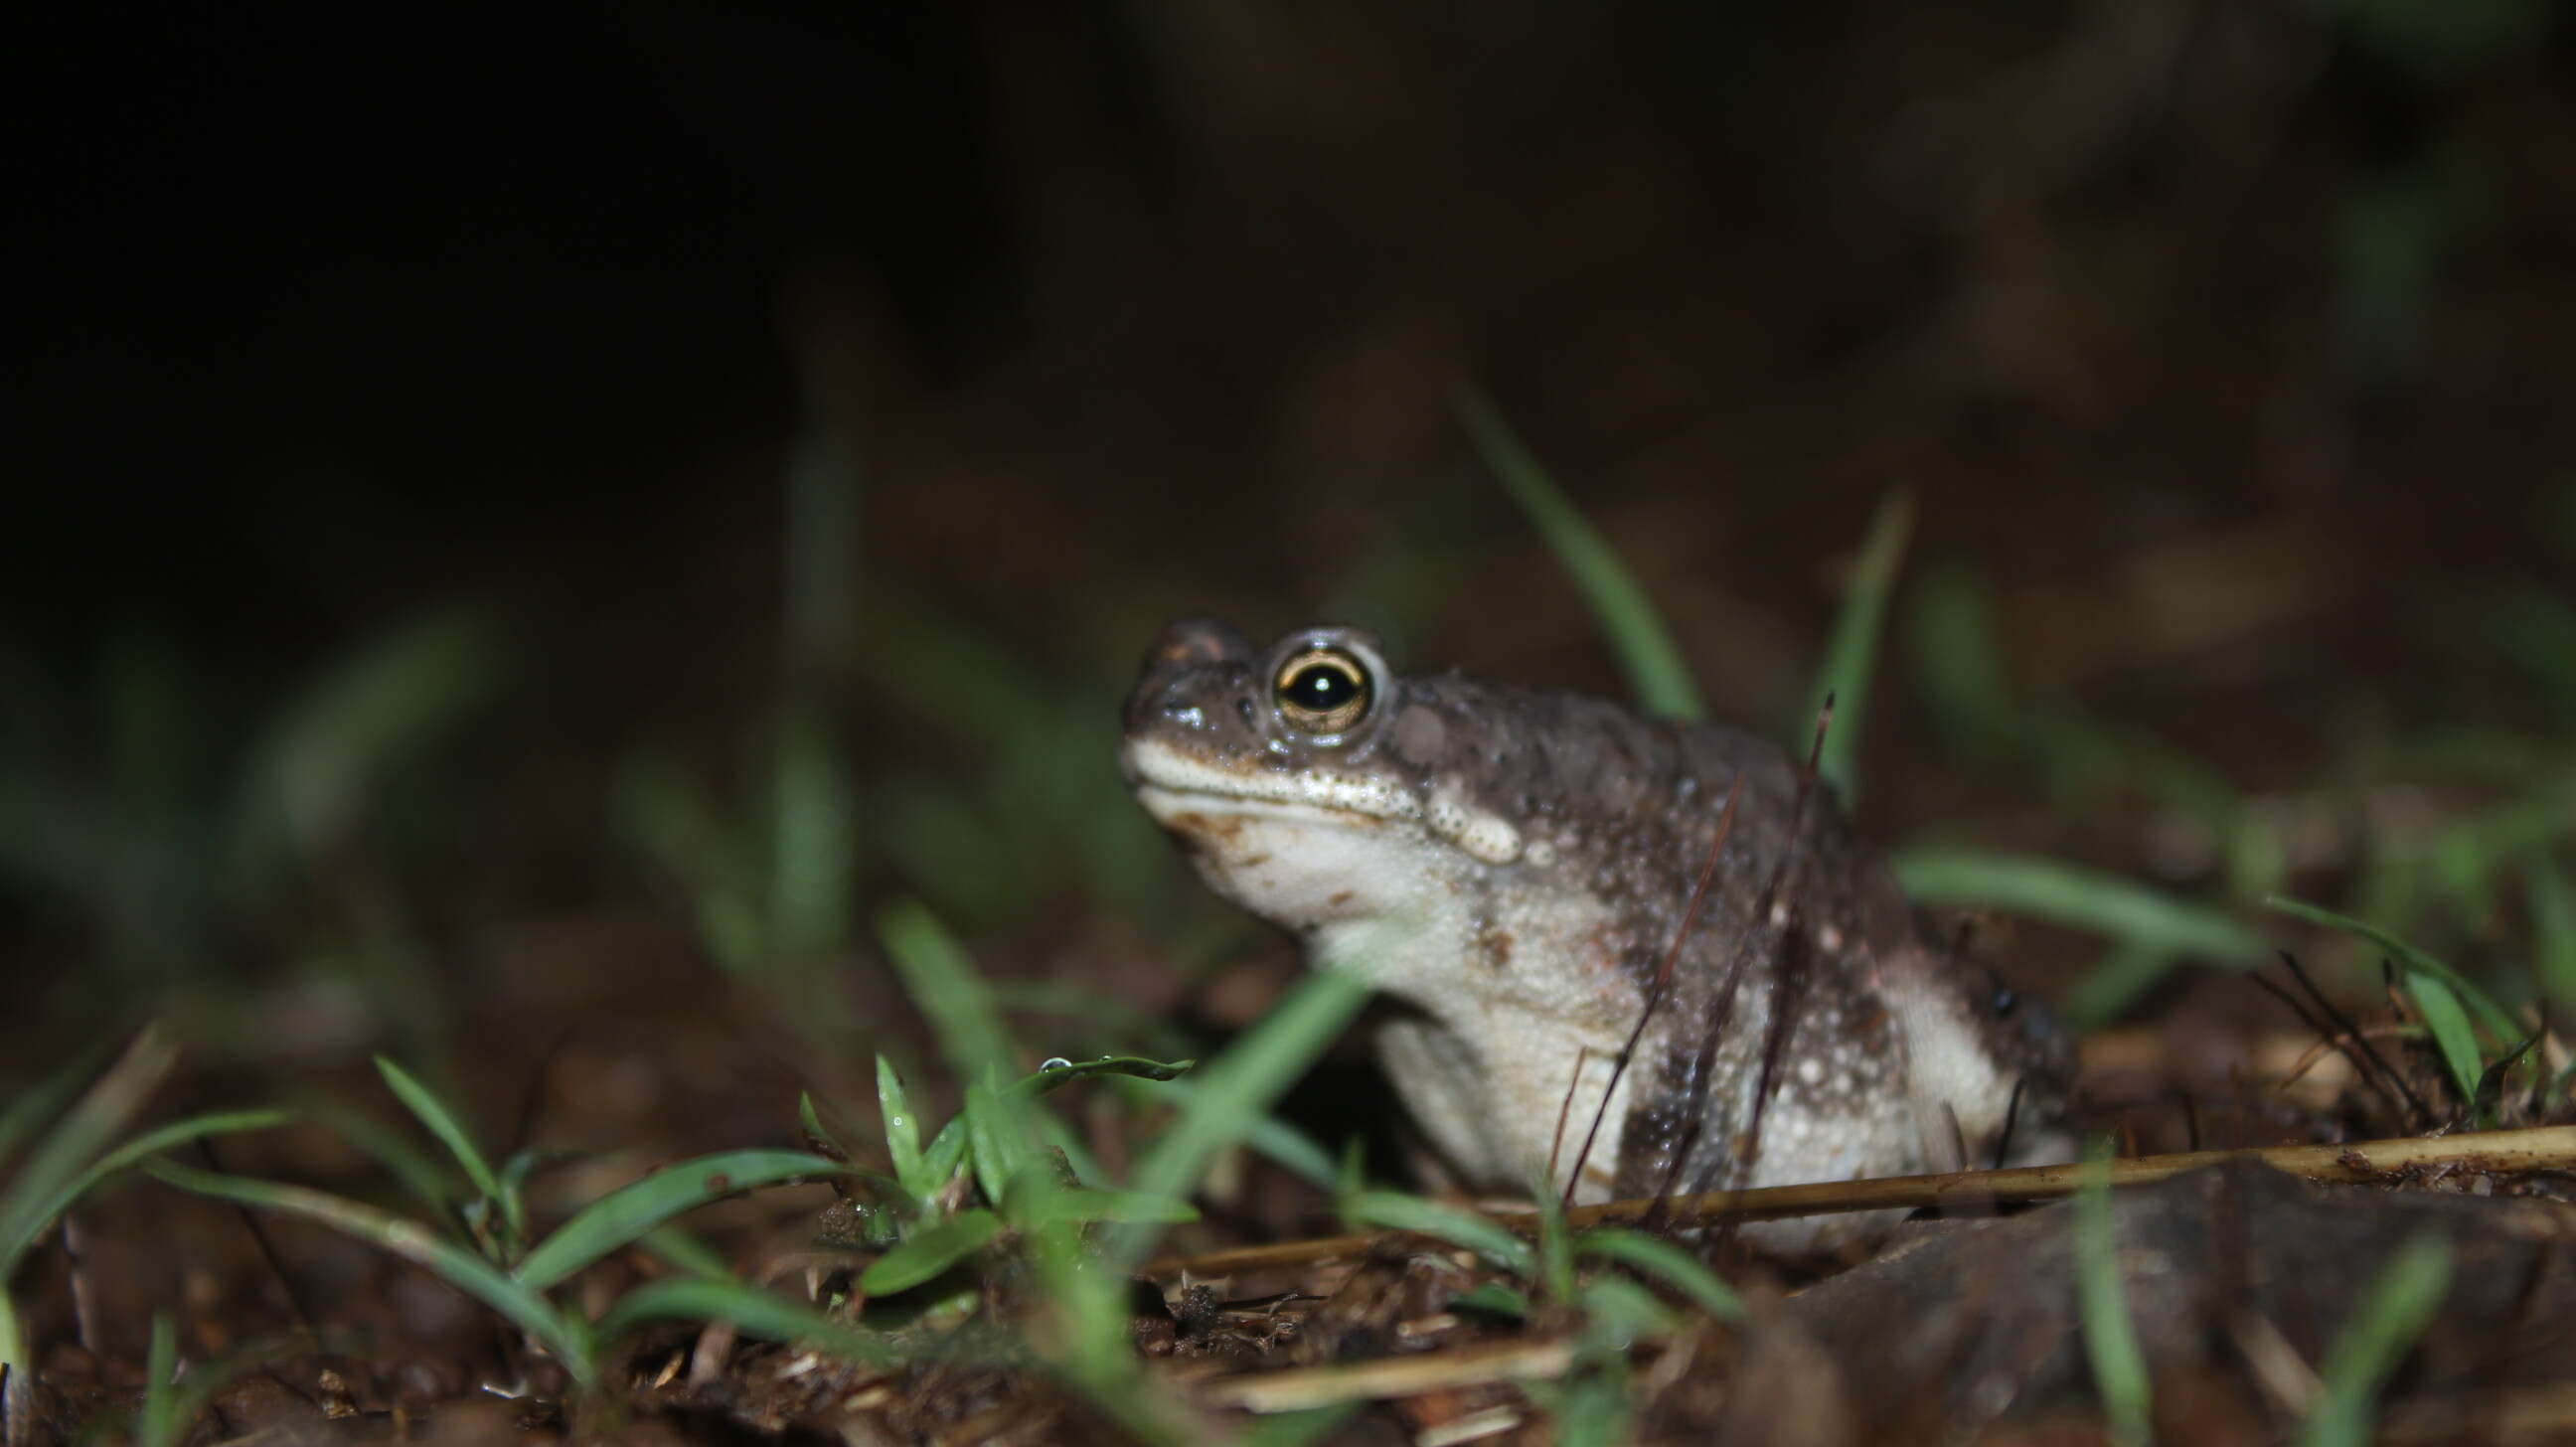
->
[[142, 1159, 591, 1383], [1574, 1227, 1746, 1323], [2073, 1148, 2151, 1447], [594, 1276, 893, 1365], [2265, 895, 2523, 1045], [1343, 1191, 1534, 1276], [920, 1113, 970, 1193], [512, 1149, 847, 1291], [858, 1207, 1003, 1296], [2527, 859, 2576, 1015], [1119, 971, 1371, 1269], [0, 1037, 119, 1170], [135, 1311, 178, 1447], [1453, 385, 1702, 720], [1450, 1282, 1530, 1319], [1022, 1055, 1194, 1093], [1896, 850, 2264, 963], [0, 1027, 175, 1268], [2300, 1232, 2454, 1447], [963, 1075, 1034, 1211], [767, 706, 857, 961], [373, 1056, 500, 1206], [1800, 490, 1915, 804], [878, 900, 1021, 1086], [874, 1057, 925, 1197], [1909, 563, 2021, 759], [2401, 973, 2485, 1113], [15, 1110, 291, 1265]]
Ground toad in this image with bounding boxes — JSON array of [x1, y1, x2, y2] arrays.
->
[[1121, 619, 2072, 1248]]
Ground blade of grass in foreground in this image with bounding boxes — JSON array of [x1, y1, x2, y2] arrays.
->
[[1799, 490, 1915, 805], [2299, 1232, 2453, 1447], [1575, 1227, 1747, 1324], [1117, 970, 1371, 1271], [1453, 384, 1703, 721], [143, 1159, 592, 1382], [512, 1149, 848, 1290], [2073, 1147, 2150, 1447], [1343, 1190, 1535, 1276]]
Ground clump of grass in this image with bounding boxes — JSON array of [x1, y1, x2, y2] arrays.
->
[[0, 1028, 289, 1433], [144, 1051, 863, 1392]]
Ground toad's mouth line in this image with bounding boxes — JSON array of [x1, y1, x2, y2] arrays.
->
[[1129, 781, 1402, 833], [1123, 738, 1527, 865], [1121, 738, 1423, 828]]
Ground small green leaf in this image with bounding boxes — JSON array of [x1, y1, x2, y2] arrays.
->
[[920, 1113, 971, 1193], [860, 1208, 1004, 1296], [1450, 1282, 1530, 1319], [874, 1058, 923, 1194], [1344, 1191, 1535, 1276], [374, 1056, 501, 1206], [513, 1149, 846, 1290], [1575, 1227, 1746, 1323], [963, 1076, 1034, 1211], [1021, 1055, 1195, 1093], [2403, 973, 2485, 1114]]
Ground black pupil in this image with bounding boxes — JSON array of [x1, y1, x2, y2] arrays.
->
[[1287, 663, 1361, 714]]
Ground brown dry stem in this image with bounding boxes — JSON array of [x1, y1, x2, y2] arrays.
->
[[1142, 1124, 2576, 1280]]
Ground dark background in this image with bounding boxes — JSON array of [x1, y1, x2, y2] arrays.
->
[[8, 1, 2574, 1083]]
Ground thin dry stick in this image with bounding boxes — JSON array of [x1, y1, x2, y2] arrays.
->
[[1661, 695, 1834, 1209], [2277, 949, 2427, 1125], [1139, 1124, 2576, 1280], [1558, 778, 1741, 1211], [1191, 1335, 1580, 1412], [1544, 1045, 1593, 1188]]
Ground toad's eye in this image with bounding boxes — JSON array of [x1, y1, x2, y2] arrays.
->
[[1273, 647, 1373, 735]]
